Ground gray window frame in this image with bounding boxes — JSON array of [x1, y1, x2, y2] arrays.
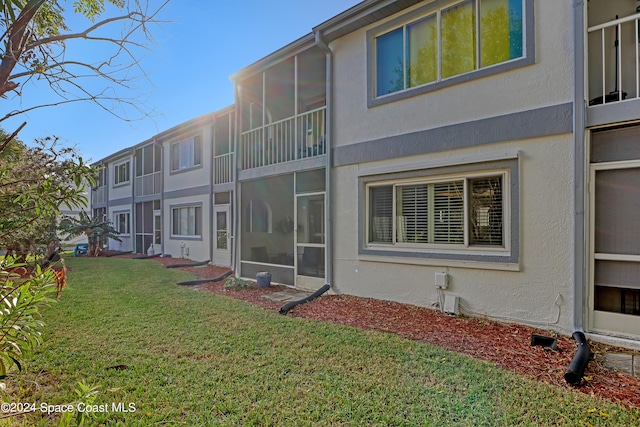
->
[[366, 0, 535, 108], [359, 159, 519, 265], [113, 160, 130, 187], [170, 203, 203, 240]]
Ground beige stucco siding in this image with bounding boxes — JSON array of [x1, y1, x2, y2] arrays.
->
[[332, 134, 575, 334], [330, 0, 573, 149], [162, 125, 213, 194], [162, 195, 210, 262]]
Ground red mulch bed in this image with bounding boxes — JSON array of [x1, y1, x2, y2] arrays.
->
[[141, 257, 640, 408]]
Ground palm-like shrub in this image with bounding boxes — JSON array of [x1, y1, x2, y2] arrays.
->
[[60, 210, 121, 257]]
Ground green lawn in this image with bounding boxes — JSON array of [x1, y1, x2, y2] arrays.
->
[[4, 257, 640, 426]]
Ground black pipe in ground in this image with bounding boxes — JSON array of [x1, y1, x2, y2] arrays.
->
[[564, 331, 591, 385], [279, 284, 331, 315], [166, 260, 211, 269], [177, 270, 233, 286], [132, 253, 163, 259], [105, 251, 133, 257]]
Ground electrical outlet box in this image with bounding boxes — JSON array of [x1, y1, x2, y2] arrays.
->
[[443, 295, 459, 315], [435, 272, 449, 289]]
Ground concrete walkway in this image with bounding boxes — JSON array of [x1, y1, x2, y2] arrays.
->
[[602, 352, 640, 377], [262, 289, 311, 302]]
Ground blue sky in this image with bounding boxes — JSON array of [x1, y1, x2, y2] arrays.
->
[[4, 1, 361, 162]]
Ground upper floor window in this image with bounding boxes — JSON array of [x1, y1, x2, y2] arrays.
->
[[171, 136, 202, 172], [372, 0, 525, 100], [114, 161, 130, 186]]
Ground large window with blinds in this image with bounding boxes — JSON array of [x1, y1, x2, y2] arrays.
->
[[367, 174, 504, 249]]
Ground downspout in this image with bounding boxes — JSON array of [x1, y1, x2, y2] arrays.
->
[[279, 30, 334, 315], [316, 29, 333, 292], [564, 331, 591, 385], [157, 137, 164, 257], [232, 83, 241, 277], [572, 0, 587, 332], [209, 117, 215, 266], [563, 3, 590, 386]]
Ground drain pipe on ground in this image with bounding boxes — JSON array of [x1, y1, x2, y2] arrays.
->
[[564, 331, 591, 385], [279, 30, 334, 316]]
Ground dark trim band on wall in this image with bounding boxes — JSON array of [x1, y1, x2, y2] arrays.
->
[[109, 197, 133, 207], [163, 185, 211, 200], [334, 102, 573, 167]]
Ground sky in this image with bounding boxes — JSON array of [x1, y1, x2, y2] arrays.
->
[[3, 0, 362, 162]]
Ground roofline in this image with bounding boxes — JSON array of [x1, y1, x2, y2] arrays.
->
[[314, 0, 424, 42], [91, 104, 235, 165], [230, 1, 424, 81], [230, 32, 316, 81]]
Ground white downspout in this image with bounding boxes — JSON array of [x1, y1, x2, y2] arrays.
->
[[315, 30, 333, 291]]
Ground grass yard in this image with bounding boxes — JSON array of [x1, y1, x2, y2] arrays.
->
[[3, 257, 640, 426]]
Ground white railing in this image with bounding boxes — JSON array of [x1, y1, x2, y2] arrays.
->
[[588, 13, 640, 105], [135, 171, 161, 197], [91, 186, 106, 205], [241, 107, 326, 170], [214, 152, 234, 184]]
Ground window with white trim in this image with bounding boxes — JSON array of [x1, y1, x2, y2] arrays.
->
[[367, 174, 504, 249], [114, 212, 130, 235], [171, 205, 202, 237], [114, 161, 130, 186], [171, 136, 202, 172], [373, 0, 524, 97]]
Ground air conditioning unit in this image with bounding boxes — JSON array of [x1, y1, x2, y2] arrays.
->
[[443, 295, 459, 315]]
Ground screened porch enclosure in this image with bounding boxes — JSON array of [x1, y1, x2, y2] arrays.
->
[[590, 127, 640, 338], [239, 169, 326, 288], [238, 46, 326, 170], [240, 175, 295, 285]]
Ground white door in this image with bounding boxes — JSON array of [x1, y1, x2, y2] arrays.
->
[[214, 205, 231, 267], [295, 193, 325, 290], [589, 161, 640, 338]]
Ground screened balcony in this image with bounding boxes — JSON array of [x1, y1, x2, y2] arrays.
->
[[214, 110, 235, 185], [91, 186, 107, 205], [238, 45, 326, 170], [588, 4, 640, 106], [134, 144, 161, 197]]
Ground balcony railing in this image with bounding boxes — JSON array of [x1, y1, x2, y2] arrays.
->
[[214, 152, 234, 184], [135, 171, 161, 197], [588, 13, 640, 105], [91, 186, 106, 205], [241, 107, 326, 170]]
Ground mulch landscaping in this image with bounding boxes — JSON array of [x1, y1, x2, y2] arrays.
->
[[117, 254, 640, 408]]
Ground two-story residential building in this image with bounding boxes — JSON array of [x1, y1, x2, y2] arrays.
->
[[90, 107, 235, 267], [89, 0, 640, 348], [89, 147, 135, 252]]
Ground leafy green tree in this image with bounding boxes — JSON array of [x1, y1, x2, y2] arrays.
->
[[0, 134, 94, 262], [60, 210, 121, 256]]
